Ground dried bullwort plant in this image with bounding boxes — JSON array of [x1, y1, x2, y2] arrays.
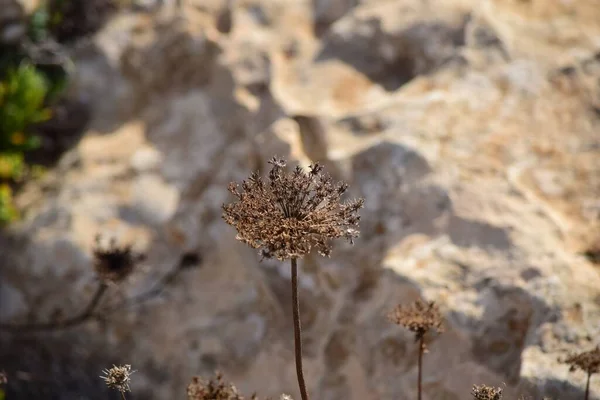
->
[[0, 234, 145, 333], [101, 364, 135, 399], [222, 157, 364, 400], [388, 300, 444, 400], [93, 235, 140, 284], [186, 372, 254, 400], [472, 384, 503, 400], [560, 346, 600, 400]]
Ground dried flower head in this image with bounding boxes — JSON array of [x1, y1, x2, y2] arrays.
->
[[561, 346, 600, 375], [388, 300, 444, 341], [222, 157, 364, 260], [100, 364, 135, 393], [93, 235, 140, 283], [472, 384, 503, 400], [0, 370, 6, 385], [187, 372, 249, 400]]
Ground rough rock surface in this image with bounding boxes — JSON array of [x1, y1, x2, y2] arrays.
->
[[1, 0, 600, 399]]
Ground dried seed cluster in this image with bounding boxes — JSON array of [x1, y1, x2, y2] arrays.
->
[[388, 300, 444, 340], [562, 346, 600, 374], [187, 372, 255, 400], [222, 157, 364, 260], [93, 236, 139, 283], [100, 364, 134, 393], [472, 384, 503, 400]]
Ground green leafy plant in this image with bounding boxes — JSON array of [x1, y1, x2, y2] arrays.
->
[[28, 5, 51, 43], [0, 63, 51, 151], [0, 63, 52, 224]]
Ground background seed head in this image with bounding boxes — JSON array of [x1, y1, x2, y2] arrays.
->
[[388, 300, 444, 341], [561, 346, 600, 375]]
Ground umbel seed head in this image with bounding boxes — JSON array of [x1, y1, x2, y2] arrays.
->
[[93, 235, 141, 283], [561, 346, 600, 375], [388, 300, 444, 341], [222, 157, 364, 261], [471, 384, 503, 400], [100, 364, 134, 393], [187, 372, 247, 400]]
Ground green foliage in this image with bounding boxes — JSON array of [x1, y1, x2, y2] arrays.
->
[[0, 0, 91, 226], [0, 64, 53, 225], [0, 64, 51, 152], [0, 183, 19, 224], [28, 5, 51, 43]]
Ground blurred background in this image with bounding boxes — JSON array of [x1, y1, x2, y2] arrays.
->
[[0, 0, 599, 399]]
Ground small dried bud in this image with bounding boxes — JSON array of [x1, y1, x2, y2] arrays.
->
[[388, 300, 444, 341], [472, 384, 503, 400], [0, 371, 6, 385], [561, 346, 600, 375], [222, 157, 364, 261], [187, 372, 247, 400], [100, 364, 134, 393], [93, 235, 141, 283]]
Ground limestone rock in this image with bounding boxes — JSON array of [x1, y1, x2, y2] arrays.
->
[[1, 1, 600, 399]]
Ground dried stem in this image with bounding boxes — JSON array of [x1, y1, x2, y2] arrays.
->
[[585, 371, 591, 400], [0, 282, 108, 333], [291, 258, 309, 400], [417, 336, 424, 400], [103, 260, 183, 313]]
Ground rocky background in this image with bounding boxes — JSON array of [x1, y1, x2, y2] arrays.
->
[[1, 0, 600, 399]]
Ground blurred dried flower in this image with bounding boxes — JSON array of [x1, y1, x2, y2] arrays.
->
[[187, 372, 253, 400], [562, 346, 600, 374], [100, 364, 134, 393], [222, 157, 363, 260], [388, 300, 444, 341], [0, 370, 6, 385], [472, 384, 503, 400], [560, 346, 600, 400], [93, 235, 140, 283]]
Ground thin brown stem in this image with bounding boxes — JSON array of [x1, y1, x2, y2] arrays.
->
[[417, 336, 424, 400], [585, 372, 591, 400], [121, 392, 127, 400], [0, 283, 108, 333], [103, 261, 183, 313], [291, 257, 309, 400]]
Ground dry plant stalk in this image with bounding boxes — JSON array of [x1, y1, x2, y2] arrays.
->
[[223, 157, 363, 400], [388, 300, 444, 400], [472, 384, 503, 400], [560, 346, 600, 400], [100, 364, 135, 399], [0, 235, 142, 333]]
